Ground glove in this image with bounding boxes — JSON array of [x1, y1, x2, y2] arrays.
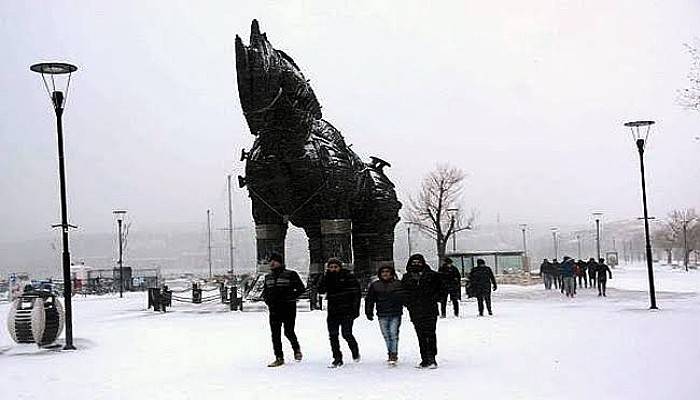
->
[[366, 314, 374, 321]]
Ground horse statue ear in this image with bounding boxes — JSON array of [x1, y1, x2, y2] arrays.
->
[[237, 176, 247, 188], [369, 156, 391, 173]]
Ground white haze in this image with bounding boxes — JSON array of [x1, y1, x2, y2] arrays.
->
[[1, 1, 698, 270]]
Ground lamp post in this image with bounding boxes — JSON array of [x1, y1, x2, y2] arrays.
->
[[681, 216, 697, 272], [447, 208, 459, 252], [405, 222, 413, 256], [30, 62, 78, 350], [624, 120, 658, 309], [575, 234, 582, 259], [519, 224, 528, 258], [592, 212, 603, 261], [550, 228, 559, 259], [113, 210, 127, 298]]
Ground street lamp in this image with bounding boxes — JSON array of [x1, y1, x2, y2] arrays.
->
[[592, 212, 603, 260], [519, 224, 528, 258], [113, 210, 127, 298], [447, 208, 459, 252], [404, 221, 415, 257], [550, 228, 559, 259], [624, 120, 658, 309], [30, 62, 78, 350]]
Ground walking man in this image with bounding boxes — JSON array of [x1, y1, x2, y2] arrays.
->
[[587, 258, 598, 289], [540, 258, 552, 290], [560, 256, 576, 297], [438, 257, 462, 318], [262, 252, 306, 367], [551, 259, 561, 290], [468, 259, 497, 316], [596, 258, 613, 297], [402, 254, 444, 369], [366, 265, 404, 365], [317, 258, 362, 368]]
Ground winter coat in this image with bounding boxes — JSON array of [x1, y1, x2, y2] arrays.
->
[[365, 267, 404, 318], [262, 267, 306, 316], [317, 269, 361, 319], [539, 261, 551, 276], [401, 254, 445, 322], [596, 263, 612, 280], [561, 259, 576, 278], [438, 264, 462, 294], [468, 265, 497, 295], [551, 262, 561, 276], [587, 262, 598, 278], [576, 262, 587, 277]]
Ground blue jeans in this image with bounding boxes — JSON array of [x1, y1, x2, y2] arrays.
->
[[378, 315, 401, 354]]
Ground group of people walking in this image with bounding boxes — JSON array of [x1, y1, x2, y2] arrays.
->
[[539, 257, 613, 297], [260, 253, 497, 370]]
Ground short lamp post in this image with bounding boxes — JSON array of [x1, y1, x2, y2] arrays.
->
[[550, 228, 559, 259], [30, 62, 78, 350], [624, 120, 658, 309], [447, 208, 459, 252], [113, 210, 127, 298], [592, 212, 603, 261]]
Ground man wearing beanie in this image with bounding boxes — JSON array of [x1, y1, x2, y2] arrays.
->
[[261, 252, 306, 367]]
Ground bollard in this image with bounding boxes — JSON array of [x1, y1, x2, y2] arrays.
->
[[192, 283, 202, 304]]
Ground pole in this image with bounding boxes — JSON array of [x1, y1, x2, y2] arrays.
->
[[407, 226, 412, 256], [207, 209, 212, 279], [595, 218, 601, 260], [576, 235, 582, 259], [53, 91, 76, 350], [227, 175, 234, 276], [451, 215, 456, 252], [637, 139, 658, 309], [552, 231, 558, 259], [682, 220, 689, 272], [118, 218, 123, 298], [521, 228, 528, 258]]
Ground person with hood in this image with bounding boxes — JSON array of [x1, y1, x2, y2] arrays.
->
[[587, 258, 598, 288], [551, 259, 561, 290], [317, 258, 361, 368], [560, 256, 576, 297], [576, 259, 588, 288], [261, 252, 306, 367], [438, 257, 462, 318], [401, 253, 444, 369], [365, 264, 404, 365], [596, 258, 613, 297], [468, 259, 497, 316], [539, 258, 553, 290]]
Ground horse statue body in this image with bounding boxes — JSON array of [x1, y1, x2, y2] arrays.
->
[[235, 20, 401, 287]]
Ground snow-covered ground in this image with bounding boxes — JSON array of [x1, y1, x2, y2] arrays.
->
[[2, 263, 699, 400]]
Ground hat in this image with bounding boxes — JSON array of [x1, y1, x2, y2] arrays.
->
[[268, 252, 284, 264], [476, 258, 486, 266]]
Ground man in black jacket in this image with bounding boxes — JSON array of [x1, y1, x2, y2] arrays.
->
[[402, 253, 444, 369], [596, 258, 613, 297], [468, 258, 497, 316], [587, 258, 598, 288], [539, 258, 552, 290], [438, 257, 462, 318], [366, 264, 404, 364], [317, 258, 361, 368], [261, 252, 306, 367]]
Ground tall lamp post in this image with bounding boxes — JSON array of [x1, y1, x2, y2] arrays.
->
[[30, 62, 78, 350], [519, 224, 529, 272], [550, 228, 559, 259], [447, 208, 459, 252], [113, 210, 127, 298], [624, 120, 658, 309], [592, 212, 603, 261], [404, 222, 414, 257]]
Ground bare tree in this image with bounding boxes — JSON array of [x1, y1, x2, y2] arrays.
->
[[678, 42, 700, 113], [667, 209, 699, 271], [653, 228, 677, 265], [406, 165, 476, 265]]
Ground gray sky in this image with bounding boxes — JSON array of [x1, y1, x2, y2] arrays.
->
[[1, 0, 699, 243]]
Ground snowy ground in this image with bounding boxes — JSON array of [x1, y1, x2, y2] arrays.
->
[[2, 263, 699, 400]]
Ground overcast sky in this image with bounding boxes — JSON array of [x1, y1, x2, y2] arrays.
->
[[1, 0, 699, 243]]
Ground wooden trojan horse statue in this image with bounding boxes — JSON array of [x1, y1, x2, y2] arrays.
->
[[235, 19, 401, 289]]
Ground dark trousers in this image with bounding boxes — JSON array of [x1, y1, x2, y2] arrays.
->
[[440, 291, 460, 316], [269, 307, 300, 358], [412, 317, 438, 362], [477, 291, 492, 315], [589, 274, 596, 288], [578, 275, 587, 288], [327, 317, 359, 361], [598, 278, 608, 296], [552, 275, 559, 289]]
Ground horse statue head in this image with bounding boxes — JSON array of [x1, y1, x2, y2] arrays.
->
[[235, 19, 322, 142]]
